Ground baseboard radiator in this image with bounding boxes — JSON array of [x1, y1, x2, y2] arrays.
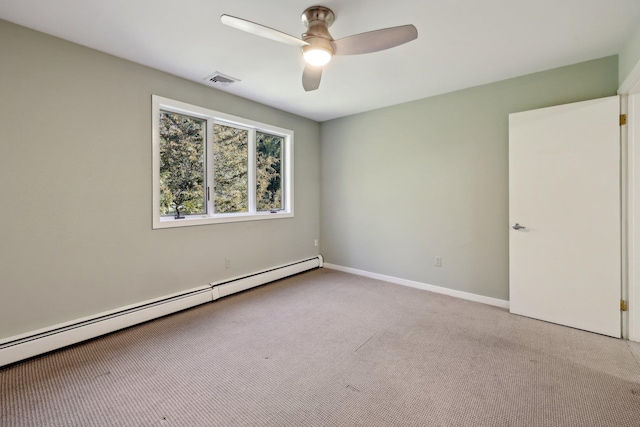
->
[[0, 255, 323, 368]]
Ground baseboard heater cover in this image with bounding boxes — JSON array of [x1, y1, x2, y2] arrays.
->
[[0, 287, 213, 368], [0, 255, 322, 368], [211, 256, 323, 299]]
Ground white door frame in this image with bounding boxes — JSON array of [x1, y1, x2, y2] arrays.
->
[[619, 59, 640, 341]]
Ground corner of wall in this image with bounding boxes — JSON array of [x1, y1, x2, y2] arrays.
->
[[620, 23, 640, 86]]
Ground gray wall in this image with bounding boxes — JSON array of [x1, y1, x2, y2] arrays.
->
[[320, 56, 618, 301], [0, 20, 320, 339], [619, 21, 640, 85]]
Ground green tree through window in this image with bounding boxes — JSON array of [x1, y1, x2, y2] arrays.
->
[[159, 111, 206, 218], [152, 95, 293, 228], [213, 124, 248, 214], [256, 132, 283, 211]]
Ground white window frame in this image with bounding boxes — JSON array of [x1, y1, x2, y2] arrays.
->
[[152, 95, 294, 229]]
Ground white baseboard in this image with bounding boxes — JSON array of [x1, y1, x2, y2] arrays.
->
[[0, 256, 322, 368], [323, 263, 510, 309]]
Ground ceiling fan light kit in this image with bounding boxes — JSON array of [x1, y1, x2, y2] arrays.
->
[[221, 5, 417, 91], [303, 46, 332, 66], [302, 40, 333, 66]]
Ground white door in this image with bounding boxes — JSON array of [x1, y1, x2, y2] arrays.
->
[[509, 96, 621, 337]]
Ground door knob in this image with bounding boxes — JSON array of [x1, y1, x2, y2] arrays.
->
[[512, 223, 526, 230]]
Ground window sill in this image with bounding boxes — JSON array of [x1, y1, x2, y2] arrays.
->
[[153, 211, 293, 229]]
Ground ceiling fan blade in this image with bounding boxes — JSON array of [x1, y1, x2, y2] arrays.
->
[[302, 65, 322, 92], [221, 15, 309, 47], [332, 24, 418, 55]]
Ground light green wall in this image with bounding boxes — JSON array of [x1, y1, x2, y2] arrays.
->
[[320, 56, 618, 301], [620, 21, 640, 85], [0, 20, 320, 339]]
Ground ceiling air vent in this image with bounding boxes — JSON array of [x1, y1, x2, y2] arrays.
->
[[204, 72, 241, 87]]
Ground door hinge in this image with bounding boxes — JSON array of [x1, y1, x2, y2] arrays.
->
[[620, 114, 627, 126], [621, 300, 628, 312]]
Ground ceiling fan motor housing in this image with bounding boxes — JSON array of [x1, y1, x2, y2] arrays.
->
[[301, 6, 336, 58], [302, 6, 335, 31]]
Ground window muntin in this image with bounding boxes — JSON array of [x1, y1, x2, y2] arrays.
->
[[152, 95, 294, 229]]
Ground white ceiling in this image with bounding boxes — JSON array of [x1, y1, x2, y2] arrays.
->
[[2, 0, 640, 122]]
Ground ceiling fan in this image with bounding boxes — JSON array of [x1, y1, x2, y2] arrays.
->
[[221, 6, 418, 92]]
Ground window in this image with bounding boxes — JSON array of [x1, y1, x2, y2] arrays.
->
[[152, 95, 293, 228]]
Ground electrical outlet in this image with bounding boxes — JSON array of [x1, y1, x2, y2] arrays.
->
[[434, 256, 442, 267], [314, 239, 319, 247], [225, 258, 231, 269]]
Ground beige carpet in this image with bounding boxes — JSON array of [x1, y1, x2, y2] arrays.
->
[[2, 268, 640, 426]]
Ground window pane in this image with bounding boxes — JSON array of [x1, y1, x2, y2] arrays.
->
[[214, 124, 248, 213], [159, 111, 206, 217], [256, 132, 283, 212]]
